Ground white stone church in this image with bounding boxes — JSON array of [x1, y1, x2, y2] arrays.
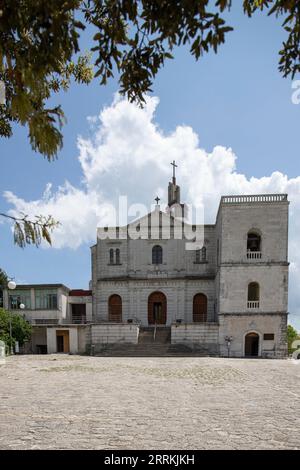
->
[[90, 166, 289, 358], [2, 165, 289, 358]]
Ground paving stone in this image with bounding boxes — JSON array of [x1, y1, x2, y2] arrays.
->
[[0, 355, 299, 449]]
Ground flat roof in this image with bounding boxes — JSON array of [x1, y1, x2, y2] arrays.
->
[[12, 284, 70, 291]]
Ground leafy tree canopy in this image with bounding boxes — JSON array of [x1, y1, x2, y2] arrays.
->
[[0, 307, 32, 351], [0, 268, 8, 287], [287, 324, 299, 354], [1, 1, 300, 159]]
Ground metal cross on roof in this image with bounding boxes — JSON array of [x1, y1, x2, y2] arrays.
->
[[155, 196, 160, 205], [171, 160, 178, 179]]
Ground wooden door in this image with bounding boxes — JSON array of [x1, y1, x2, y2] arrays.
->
[[148, 292, 167, 325], [245, 332, 259, 357], [108, 295, 122, 322], [56, 330, 70, 353], [193, 294, 207, 322]]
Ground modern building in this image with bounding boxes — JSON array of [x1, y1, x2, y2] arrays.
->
[[1, 284, 92, 354]]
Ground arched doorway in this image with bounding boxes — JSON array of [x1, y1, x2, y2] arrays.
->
[[245, 332, 260, 357], [148, 291, 167, 325], [193, 293, 207, 322], [108, 294, 122, 322]]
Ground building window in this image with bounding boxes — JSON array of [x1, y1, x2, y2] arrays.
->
[[263, 333, 274, 341], [108, 294, 122, 322], [152, 245, 163, 264], [116, 248, 120, 265], [247, 231, 262, 259], [193, 293, 208, 322], [9, 289, 31, 309], [195, 247, 207, 263], [35, 289, 58, 310], [247, 282, 260, 309], [109, 248, 121, 265]]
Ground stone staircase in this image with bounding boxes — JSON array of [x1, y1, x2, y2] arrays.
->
[[94, 327, 212, 357]]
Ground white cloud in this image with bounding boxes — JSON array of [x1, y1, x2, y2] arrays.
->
[[3, 94, 300, 326]]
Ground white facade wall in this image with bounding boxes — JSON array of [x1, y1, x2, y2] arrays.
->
[[219, 265, 289, 313], [218, 314, 287, 358], [171, 323, 219, 353], [93, 213, 217, 327], [90, 324, 139, 345], [214, 197, 289, 358], [95, 279, 216, 326], [46, 327, 78, 354], [94, 219, 216, 280], [24, 310, 61, 323], [217, 201, 289, 264]]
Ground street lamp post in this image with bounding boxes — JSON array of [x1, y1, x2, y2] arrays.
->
[[7, 280, 25, 354], [225, 336, 233, 358]]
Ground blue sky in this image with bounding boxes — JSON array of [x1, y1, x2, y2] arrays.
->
[[1, 4, 300, 327]]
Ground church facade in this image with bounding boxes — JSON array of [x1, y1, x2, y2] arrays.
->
[[1, 168, 289, 358], [90, 171, 289, 358]]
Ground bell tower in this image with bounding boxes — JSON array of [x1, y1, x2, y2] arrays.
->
[[166, 160, 188, 220]]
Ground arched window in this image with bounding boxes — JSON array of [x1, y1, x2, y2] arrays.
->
[[193, 293, 207, 322], [116, 248, 120, 265], [109, 248, 114, 264], [152, 245, 163, 264], [108, 294, 122, 322], [201, 246, 207, 262], [247, 231, 261, 255], [247, 282, 260, 308], [195, 249, 200, 263]]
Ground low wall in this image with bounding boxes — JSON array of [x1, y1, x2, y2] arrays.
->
[[90, 323, 139, 353], [171, 323, 219, 354]]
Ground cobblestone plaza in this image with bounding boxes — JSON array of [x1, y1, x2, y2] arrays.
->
[[0, 355, 299, 450]]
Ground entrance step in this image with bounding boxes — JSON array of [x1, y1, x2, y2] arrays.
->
[[92, 327, 218, 356], [138, 327, 171, 345], [93, 342, 216, 357], [154, 327, 171, 343]]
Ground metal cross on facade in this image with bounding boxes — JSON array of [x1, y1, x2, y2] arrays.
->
[[170, 160, 178, 179], [155, 196, 160, 205]]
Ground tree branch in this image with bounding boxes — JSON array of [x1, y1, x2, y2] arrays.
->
[[0, 212, 59, 248]]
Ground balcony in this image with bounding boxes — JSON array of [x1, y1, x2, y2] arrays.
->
[[221, 194, 287, 204], [71, 314, 87, 324], [247, 301, 260, 309], [32, 319, 59, 325], [247, 251, 262, 260]]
